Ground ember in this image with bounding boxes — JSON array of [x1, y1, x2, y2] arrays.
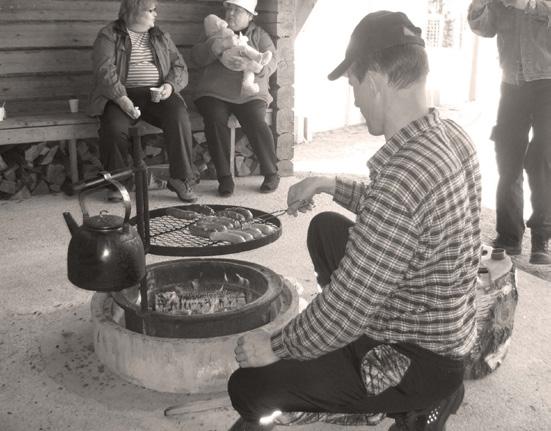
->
[[151, 272, 255, 314]]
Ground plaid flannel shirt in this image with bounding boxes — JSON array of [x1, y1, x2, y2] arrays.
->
[[271, 109, 481, 360]]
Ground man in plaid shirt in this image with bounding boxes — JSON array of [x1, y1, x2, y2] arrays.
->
[[229, 11, 481, 431]]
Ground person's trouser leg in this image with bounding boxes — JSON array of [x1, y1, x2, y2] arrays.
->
[[98, 102, 135, 172], [228, 336, 463, 423], [525, 79, 551, 239], [306, 211, 354, 287], [138, 91, 194, 182], [493, 82, 533, 245], [231, 100, 278, 175], [194, 96, 233, 179]]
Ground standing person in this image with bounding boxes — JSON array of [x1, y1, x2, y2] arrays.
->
[[468, 0, 551, 264], [227, 11, 482, 431], [89, 0, 198, 202], [191, 0, 279, 197]]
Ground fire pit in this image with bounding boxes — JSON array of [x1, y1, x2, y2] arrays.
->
[[91, 262, 299, 393], [111, 258, 286, 338]]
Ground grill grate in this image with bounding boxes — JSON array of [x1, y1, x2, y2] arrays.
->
[[132, 204, 282, 256]]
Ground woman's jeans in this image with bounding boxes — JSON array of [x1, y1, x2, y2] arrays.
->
[[194, 96, 277, 179], [98, 87, 195, 182], [228, 212, 464, 422], [492, 80, 551, 244]]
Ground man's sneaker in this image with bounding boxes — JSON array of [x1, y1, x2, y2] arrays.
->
[[218, 175, 234, 197], [228, 417, 274, 431], [389, 383, 465, 431], [260, 173, 280, 193], [491, 236, 522, 256], [530, 231, 551, 265], [167, 178, 197, 203]]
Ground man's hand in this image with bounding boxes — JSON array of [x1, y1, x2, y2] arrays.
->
[[159, 83, 173, 100], [116, 95, 140, 120], [287, 176, 336, 216], [234, 329, 279, 368]]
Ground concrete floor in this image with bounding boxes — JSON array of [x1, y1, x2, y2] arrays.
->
[[1, 104, 551, 430]]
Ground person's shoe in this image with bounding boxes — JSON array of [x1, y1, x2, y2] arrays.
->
[[260, 173, 280, 193], [530, 231, 551, 265], [218, 175, 235, 197], [491, 236, 522, 256], [388, 383, 465, 431], [228, 417, 275, 431], [167, 178, 197, 203]]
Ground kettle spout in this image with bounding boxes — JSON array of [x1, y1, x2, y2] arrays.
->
[[63, 212, 79, 236]]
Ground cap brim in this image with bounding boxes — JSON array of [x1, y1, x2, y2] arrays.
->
[[328, 58, 352, 81]]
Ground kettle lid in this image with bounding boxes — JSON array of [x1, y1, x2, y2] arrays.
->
[[84, 212, 124, 231]]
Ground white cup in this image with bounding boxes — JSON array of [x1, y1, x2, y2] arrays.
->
[[150, 87, 162, 103], [0, 106, 5, 121], [68, 98, 79, 113]]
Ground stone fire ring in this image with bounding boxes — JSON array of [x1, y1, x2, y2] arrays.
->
[[90, 278, 299, 394]]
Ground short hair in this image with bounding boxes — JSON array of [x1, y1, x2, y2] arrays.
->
[[350, 44, 429, 89], [118, 0, 157, 23]]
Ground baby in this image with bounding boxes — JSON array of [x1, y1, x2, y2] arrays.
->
[[204, 14, 272, 95]]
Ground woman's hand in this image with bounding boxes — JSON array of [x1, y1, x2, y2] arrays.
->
[[116, 96, 140, 120], [159, 83, 173, 100], [225, 55, 247, 71], [234, 329, 279, 368]]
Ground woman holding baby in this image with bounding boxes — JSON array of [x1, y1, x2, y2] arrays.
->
[[88, 0, 197, 202], [191, 0, 279, 197]]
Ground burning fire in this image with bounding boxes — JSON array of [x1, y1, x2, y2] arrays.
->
[[152, 271, 254, 315]]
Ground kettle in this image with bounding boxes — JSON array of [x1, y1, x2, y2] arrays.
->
[[63, 176, 145, 292]]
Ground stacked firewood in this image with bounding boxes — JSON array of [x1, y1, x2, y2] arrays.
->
[[0, 142, 71, 200], [0, 132, 260, 199]]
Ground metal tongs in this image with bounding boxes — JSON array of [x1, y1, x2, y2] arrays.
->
[[255, 199, 314, 221]]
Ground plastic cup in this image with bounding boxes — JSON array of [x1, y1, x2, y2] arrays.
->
[[150, 87, 162, 103], [68, 98, 79, 113]]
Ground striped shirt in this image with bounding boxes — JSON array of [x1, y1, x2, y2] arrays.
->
[[126, 29, 160, 87], [271, 109, 481, 360]]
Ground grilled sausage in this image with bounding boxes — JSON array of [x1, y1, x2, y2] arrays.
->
[[225, 229, 254, 241], [210, 230, 247, 244], [241, 227, 263, 239], [248, 223, 278, 235], [165, 208, 201, 220], [228, 207, 254, 221], [189, 223, 227, 238], [216, 210, 247, 223]]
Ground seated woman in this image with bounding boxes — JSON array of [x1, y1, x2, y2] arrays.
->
[[191, 0, 279, 197], [88, 0, 197, 202]]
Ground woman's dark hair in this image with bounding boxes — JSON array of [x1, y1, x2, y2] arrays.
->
[[351, 44, 429, 89], [119, 0, 157, 23]]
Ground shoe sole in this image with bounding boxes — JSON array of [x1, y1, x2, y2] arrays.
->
[[529, 253, 551, 265], [167, 183, 198, 203]]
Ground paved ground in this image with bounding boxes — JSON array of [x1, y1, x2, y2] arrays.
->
[[1, 102, 550, 430]]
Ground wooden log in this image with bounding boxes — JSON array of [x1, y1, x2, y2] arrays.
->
[[0, 155, 7, 171], [464, 249, 518, 380], [0, 179, 17, 195], [11, 185, 31, 200], [40, 145, 59, 166], [3, 165, 18, 182], [31, 180, 50, 196], [46, 163, 66, 186]]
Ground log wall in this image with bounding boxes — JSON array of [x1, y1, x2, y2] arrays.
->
[[0, 0, 295, 175]]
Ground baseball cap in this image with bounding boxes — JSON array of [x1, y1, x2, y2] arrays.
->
[[328, 11, 425, 81]]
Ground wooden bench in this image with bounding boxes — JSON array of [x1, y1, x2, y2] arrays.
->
[[0, 0, 283, 186]]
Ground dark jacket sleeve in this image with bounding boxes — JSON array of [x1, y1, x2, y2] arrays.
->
[[91, 28, 127, 101], [163, 31, 189, 93], [253, 26, 277, 79]]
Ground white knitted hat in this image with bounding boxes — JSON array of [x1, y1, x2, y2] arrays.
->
[[223, 0, 258, 16]]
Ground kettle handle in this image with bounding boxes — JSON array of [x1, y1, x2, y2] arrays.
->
[[79, 171, 132, 225]]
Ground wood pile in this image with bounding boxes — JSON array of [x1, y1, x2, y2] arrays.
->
[[0, 132, 260, 199]]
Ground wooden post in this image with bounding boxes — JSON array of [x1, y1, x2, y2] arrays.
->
[[68, 138, 79, 183]]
